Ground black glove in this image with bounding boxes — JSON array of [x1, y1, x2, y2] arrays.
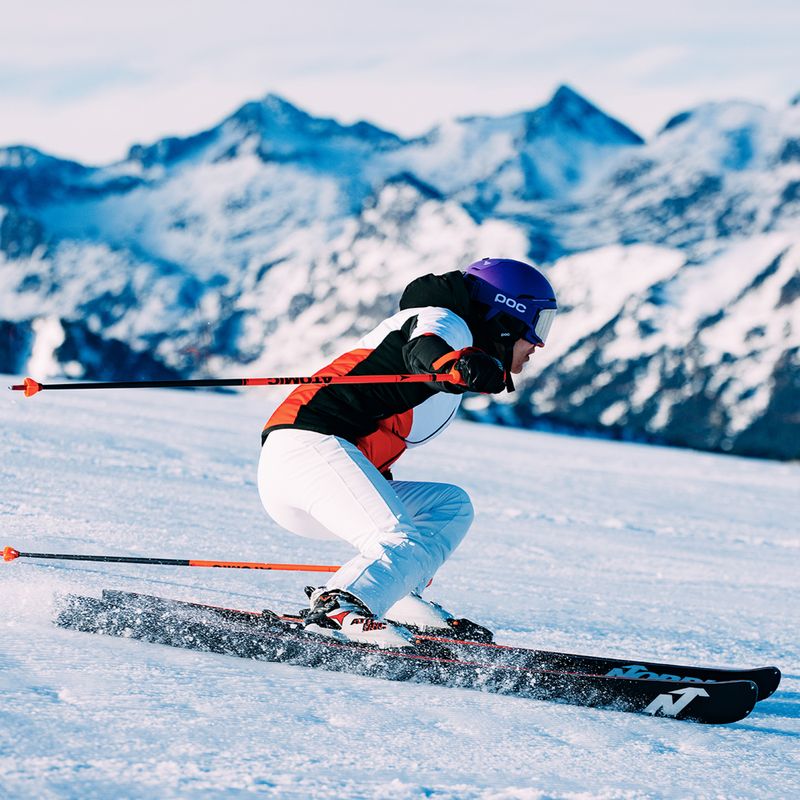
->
[[453, 351, 506, 393]]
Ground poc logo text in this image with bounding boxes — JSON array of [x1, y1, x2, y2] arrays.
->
[[494, 293, 527, 313]]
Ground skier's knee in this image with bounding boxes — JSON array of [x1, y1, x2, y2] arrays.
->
[[444, 484, 474, 532], [452, 485, 474, 524], [430, 485, 473, 555]]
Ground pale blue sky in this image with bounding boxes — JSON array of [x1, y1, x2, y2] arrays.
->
[[1, 0, 798, 164]]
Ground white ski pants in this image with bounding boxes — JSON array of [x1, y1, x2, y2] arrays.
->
[[258, 429, 474, 617]]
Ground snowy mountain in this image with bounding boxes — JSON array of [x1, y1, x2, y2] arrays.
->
[[387, 85, 645, 219], [1, 85, 798, 459], [514, 236, 800, 460]]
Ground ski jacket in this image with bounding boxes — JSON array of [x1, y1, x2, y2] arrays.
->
[[262, 271, 502, 474]]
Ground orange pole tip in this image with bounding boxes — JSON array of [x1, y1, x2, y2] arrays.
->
[[3, 547, 20, 562], [11, 378, 43, 396], [24, 378, 43, 397]]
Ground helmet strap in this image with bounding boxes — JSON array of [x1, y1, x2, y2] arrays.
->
[[502, 339, 516, 393]]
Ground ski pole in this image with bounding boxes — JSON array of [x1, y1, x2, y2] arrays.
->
[[10, 370, 464, 398], [3, 546, 340, 573]]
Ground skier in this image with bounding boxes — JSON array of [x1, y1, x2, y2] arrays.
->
[[258, 258, 557, 647]]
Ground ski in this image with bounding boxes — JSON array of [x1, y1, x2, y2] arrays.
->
[[55, 590, 760, 724], [286, 614, 781, 701], [92, 589, 782, 701]]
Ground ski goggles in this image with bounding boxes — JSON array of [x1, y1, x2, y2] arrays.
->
[[492, 305, 557, 348], [525, 307, 557, 347]]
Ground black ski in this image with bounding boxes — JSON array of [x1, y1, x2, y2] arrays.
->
[[96, 589, 782, 701], [55, 590, 759, 724], [414, 634, 782, 702]]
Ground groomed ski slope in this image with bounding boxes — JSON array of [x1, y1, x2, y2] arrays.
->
[[1, 380, 798, 799]]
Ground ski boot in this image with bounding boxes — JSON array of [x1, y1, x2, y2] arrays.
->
[[304, 588, 414, 649], [384, 593, 494, 643]]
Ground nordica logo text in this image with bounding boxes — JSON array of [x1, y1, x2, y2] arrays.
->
[[606, 664, 716, 684], [494, 293, 527, 313]]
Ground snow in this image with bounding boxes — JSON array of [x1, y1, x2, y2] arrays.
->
[[536, 243, 686, 364], [526, 233, 800, 443], [393, 89, 643, 207], [26, 318, 66, 380], [1, 380, 798, 799]]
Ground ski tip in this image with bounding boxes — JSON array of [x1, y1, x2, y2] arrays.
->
[[3, 547, 20, 562], [762, 667, 782, 700], [9, 378, 42, 397]]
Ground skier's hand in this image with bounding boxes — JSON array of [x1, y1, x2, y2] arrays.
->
[[452, 351, 506, 393]]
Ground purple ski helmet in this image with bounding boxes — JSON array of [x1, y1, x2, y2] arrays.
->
[[464, 258, 558, 347]]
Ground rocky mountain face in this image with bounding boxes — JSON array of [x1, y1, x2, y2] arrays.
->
[[1, 85, 798, 459]]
